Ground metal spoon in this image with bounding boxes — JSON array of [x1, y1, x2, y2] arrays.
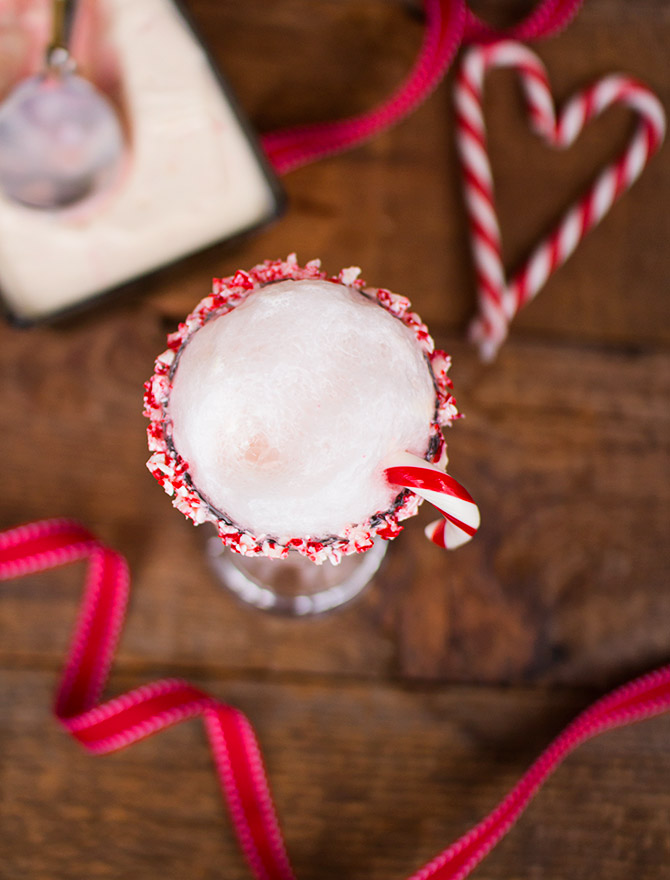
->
[[0, 0, 125, 210]]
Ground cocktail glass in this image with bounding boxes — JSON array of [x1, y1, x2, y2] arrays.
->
[[144, 256, 475, 615]]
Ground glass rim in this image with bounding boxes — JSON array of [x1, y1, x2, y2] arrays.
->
[[144, 255, 459, 564]]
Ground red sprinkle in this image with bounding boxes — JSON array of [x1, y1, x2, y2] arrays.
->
[[143, 256, 460, 564]]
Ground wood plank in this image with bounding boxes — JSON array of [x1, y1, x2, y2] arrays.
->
[[1, 316, 667, 684], [397, 337, 670, 684], [0, 3, 668, 880], [155, 0, 670, 347], [1, 669, 669, 880]]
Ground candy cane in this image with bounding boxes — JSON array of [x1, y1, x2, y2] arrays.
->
[[385, 452, 480, 549], [454, 41, 666, 361]]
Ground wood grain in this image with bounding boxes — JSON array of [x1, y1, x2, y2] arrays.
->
[[0, 671, 670, 880], [2, 670, 670, 880], [1, 330, 666, 686], [0, 1, 668, 879], [175, 0, 670, 347]]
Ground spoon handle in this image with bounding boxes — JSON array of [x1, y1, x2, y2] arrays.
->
[[47, 0, 77, 65]]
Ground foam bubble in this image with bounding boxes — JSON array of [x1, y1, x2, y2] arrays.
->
[[168, 278, 436, 538]]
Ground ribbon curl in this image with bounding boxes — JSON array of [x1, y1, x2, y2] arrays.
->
[[2, 518, 669, 880], [261, 0, 586, 174]]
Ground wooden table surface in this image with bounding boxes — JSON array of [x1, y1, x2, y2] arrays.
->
[[1, 1, 669, 878]]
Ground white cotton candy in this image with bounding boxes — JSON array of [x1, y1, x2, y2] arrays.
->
[[168, 279, 435, 538]]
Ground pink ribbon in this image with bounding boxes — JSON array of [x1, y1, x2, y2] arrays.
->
[[5, 2, 667, 876], [0, 519, 295, 880], [2, 517, 669, 879], [261, 0, 586, 174]]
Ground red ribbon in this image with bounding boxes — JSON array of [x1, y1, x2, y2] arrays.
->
[[1, 517, 669, 879], [261, 0, 586, 174], [4, 6, 666, 875]]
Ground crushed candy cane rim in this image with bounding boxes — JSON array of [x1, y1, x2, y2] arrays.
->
[[144, 255, 459, 564]]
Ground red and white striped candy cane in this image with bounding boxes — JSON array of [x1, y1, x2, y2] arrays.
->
[[454, 40, 666, 361], [385, 452, 480, 549]]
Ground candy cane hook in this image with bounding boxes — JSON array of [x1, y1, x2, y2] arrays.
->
[[385, 451, 480, 549]]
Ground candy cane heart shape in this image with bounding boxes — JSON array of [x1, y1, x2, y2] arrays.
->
[[455, 40, 666, 361], [385, 452, 480, 549]]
